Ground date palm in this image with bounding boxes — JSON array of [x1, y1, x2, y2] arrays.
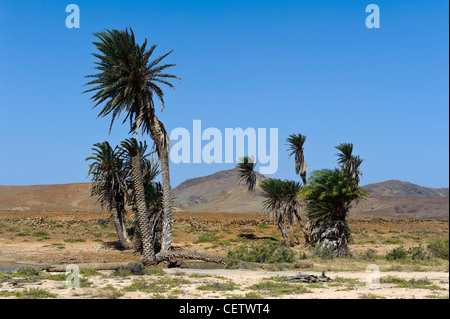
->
[[118, 137, 159, 260], [86, 142, 132, 249], [299, 168, 368, 256], [260, 179, 289, 246], [84, 28, 181, 257], [282, 180, 306, 247], [286, 134, 308, 185], [236, 156, 257, 191], [335, 143, 363, 185]]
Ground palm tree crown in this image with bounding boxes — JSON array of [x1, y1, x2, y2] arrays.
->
[[84, 27, 180, 134], [286, 133, 308, 185], [86, 141, 127, 209], [334, 143, 363, 184], [236, 156, 257, 191]]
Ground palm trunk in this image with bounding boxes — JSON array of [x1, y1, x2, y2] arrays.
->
[[111, 204, 132, 249], [131, 154, 155, 263], [294, 209, 310, 244], [149, 115, 173, 252], [276, 209, 289, 246], [289, 216, 295, 247]]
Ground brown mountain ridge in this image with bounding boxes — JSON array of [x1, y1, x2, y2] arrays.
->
[[0, 169, 448, 219]]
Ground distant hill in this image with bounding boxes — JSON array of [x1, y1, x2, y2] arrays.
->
[[0, 184, 101, 212], [362, 180, 449, 198], [170, 170, 448, 219], [172, 168, 267, 213], [0, 170, 448, 219]]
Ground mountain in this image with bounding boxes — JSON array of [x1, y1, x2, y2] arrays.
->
[[0, 170, 448, 219], [362, 180, 449, 198], [172, 168, 267, 213], [0, 184, 101, 212], [171, 169, 448, 219]]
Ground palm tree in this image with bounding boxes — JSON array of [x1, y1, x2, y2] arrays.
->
[[286, 134, 308, 185], [334, 143, 363, 185], [84, 28, 181, 256], [299, 168, 368, 256], [236, 156, 257, 191], [282, 180, 306, 247], [260, 179, 289, 246], [86, 142, 132, 249], [118, 137, 159, 261]]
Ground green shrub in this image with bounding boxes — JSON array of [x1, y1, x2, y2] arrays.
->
[[197, 281, 238, 291], [15, 288, 57, 299], [408, 245, 429, 261], [385, 245, 431, 261], [227, 242, 295, 264], [362, 249, 378, 261], [385, 246, 409, 261], [428, 238, 449, 260], [113, 262, 145, 276], [13, 266, 42, 278], [32, 231, 49, 237], [196, 233, 220, 244], [144, 267, 166, 276], [248, 281, 310, 296]]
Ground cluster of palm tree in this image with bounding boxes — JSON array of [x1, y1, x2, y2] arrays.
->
[[299, 143, 368, 256], [237, 135, 367, 256], [236, 134, 309, 247], [84, 28, 180, 264], [86, 138, 163, 254]]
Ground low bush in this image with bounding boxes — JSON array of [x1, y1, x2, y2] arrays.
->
[[385, 245, 431, 261], [428, 238, 449, 260], [227, 242, 295, 264], [113, 262, 145, 276]]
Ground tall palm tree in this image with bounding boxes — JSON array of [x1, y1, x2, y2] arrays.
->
[[335, 143, 364, 186], [282, 180, 306, 247], [84, 28, 181, 256], [86, 142, 132, 249], [236, 156, 257, 191], [286, 134, 308, 185], [118, 138, 156, 260], [260, 179, 289, 246]]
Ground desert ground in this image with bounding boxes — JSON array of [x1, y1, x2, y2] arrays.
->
[[0, 211, 448, 299]]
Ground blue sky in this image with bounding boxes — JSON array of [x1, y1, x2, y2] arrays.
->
[[0, 0, 448, 188]]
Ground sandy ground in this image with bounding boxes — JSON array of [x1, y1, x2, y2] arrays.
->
[[0, 268, 448, 299], [0, 211, 448, 299]]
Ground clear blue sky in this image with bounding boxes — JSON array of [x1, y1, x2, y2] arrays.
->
[[0, 0, 448, 188]]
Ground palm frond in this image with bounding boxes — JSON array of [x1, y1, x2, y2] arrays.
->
[[236, 156, 257, 191]]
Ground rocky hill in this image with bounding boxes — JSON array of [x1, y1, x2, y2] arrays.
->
[[0, 170, 448, 219]]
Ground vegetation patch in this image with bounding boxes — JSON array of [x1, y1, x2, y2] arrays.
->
[[197, 281, 238, 291], [380, 276, 441, 290], [427, 237, 449, 260], [227, 242, 295, 264], [112, 262, 146, 276], [248, 280, 310, 296], [3, 288, 57, 299], [63, 238, 86, 243]]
